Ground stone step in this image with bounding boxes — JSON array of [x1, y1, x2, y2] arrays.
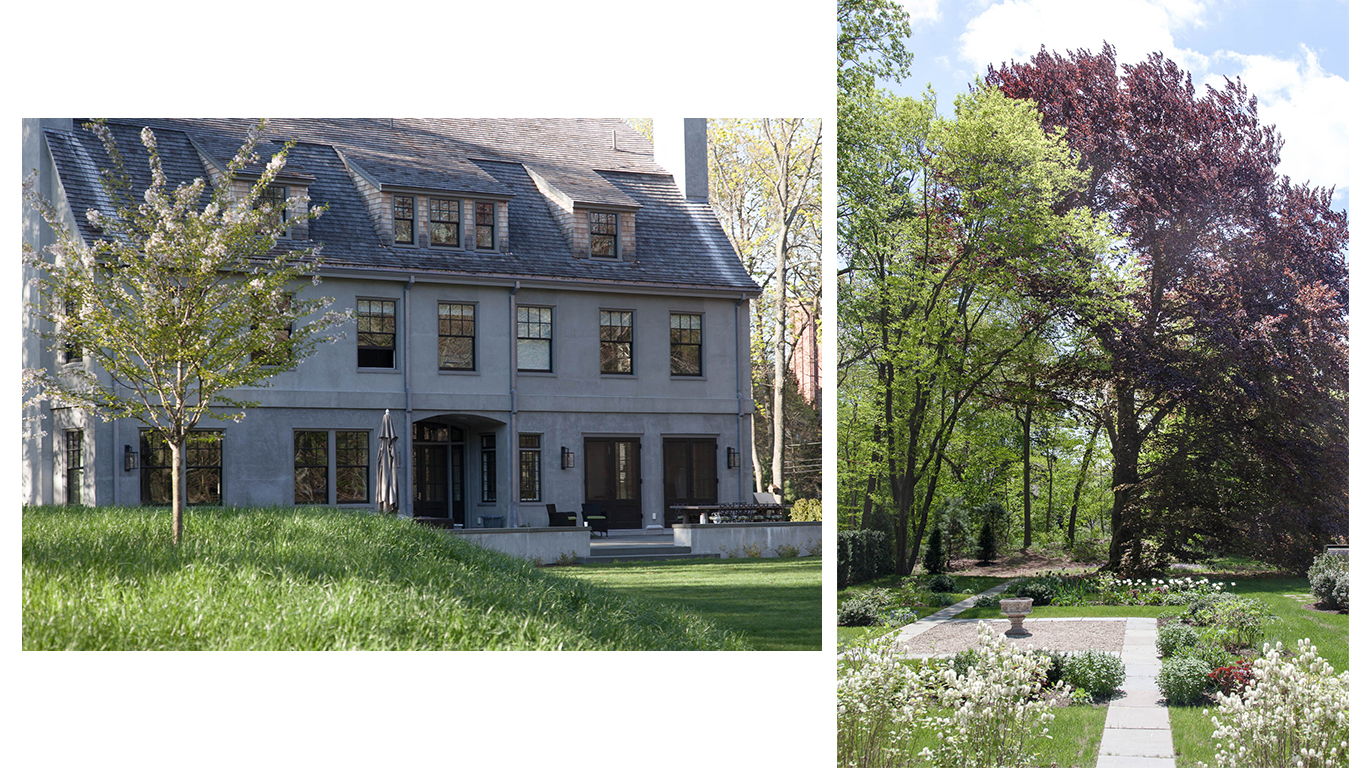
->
[[578, 552, 720, 564], [590, 545, 694, 556]]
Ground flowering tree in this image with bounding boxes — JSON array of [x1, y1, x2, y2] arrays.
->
[[23, 120, 348, 543]]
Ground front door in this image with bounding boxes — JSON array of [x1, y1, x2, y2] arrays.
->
[[413, 421, 464, 525], [663, 438, 718, 526], [585, 438, 641, 529]]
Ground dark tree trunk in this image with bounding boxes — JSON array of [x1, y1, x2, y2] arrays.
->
[[1068, 418, 1102, 546], [1107, 385, 1141, 570]]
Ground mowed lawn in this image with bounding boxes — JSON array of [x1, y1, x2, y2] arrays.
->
[[22, 505, 747, 651], [561, 557, 822, 650]]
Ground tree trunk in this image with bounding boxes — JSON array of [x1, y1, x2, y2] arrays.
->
[[1068, 418, 1102, 546], [770, 225, 789, 501], [1020, 400, 1032, 552], [1107, 384, 1141, 570], [171, 437, 184, 545]]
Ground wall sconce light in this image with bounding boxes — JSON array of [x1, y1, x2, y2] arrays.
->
[[561, 447, 575, 469], [124, 445, 138, 472], [727, 447, 739, 469]]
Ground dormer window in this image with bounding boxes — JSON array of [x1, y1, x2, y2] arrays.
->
[[430, 198, 460, 247], [475, 201, 496, 250], [394, 195, 414, 244], [590, 212, 618, 258], [263, 184, 288, 225]]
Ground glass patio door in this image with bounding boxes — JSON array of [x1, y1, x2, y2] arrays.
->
[[584, 438, 641, 529], [663, 438, 717, 526]]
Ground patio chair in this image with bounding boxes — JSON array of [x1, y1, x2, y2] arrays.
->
[[545, 503, 577, 527], [581, 501, 608, 538]]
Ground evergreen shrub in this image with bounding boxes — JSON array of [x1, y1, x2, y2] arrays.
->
[[837, 529, 894, 588]]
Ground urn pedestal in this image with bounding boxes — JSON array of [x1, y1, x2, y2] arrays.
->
[[999, 597, 1034, 637]]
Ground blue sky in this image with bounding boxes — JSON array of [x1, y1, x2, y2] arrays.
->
[[883, 0, 1350, 211]]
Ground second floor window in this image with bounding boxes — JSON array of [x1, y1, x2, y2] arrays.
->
[[670, 313, 703, 376], [430, 198, 460, 247], [475, 201, 495, 250], [263, 184, 288, 225], [438, 302, 475, 371], [394, 195, 414, 244], [357, 299, 396, 368], [62, 298, 81, 363], [516, 306, 552, 372], [599, 310, 633, 374], [590, 212, 618, 258]]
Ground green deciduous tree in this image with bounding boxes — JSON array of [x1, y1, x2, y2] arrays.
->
[[709, 118, 822, 501], [23, 120, 348, 544]]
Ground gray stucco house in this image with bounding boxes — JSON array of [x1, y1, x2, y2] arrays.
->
[[21, 118, 759, 530]]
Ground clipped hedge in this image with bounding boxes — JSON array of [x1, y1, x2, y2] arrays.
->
[[838, 530, 895, 588]]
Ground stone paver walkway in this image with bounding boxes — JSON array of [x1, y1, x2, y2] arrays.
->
[[890, 579, 1016, 649], [1098, 617, 1175, 768]]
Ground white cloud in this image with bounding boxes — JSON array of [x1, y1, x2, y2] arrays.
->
[[958, 0, 1212, 73], [1200, 46, 1349, 195], [897, 0, 944, 27]]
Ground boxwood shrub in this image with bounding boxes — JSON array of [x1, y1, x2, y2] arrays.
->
[[1158, 656, 1212, 704], [1156, 622, 1199, 658], [1062, 650, 1126, 698]]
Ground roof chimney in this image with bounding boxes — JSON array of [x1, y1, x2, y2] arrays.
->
[[654, 118, 708, 200]]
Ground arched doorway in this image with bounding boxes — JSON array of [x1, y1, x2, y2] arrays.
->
[[413, 419, 466, 526]]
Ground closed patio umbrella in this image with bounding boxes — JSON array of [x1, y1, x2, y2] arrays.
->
[[377, 409, 399, 513]]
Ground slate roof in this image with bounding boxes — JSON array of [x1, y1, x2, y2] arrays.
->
[[42, 118, 758, 294]]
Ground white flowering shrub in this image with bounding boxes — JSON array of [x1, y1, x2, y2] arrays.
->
[[918, 622, 1065, 768], [1307, 553, 1348, 611], [1201, 639, 1349, 768], [837, 636, 926, 768]]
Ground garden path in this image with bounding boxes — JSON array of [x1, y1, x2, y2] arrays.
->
[[890, 579, 1017, 648], [1097, 617, 1175, 768], [891, 583, 1177, 767]]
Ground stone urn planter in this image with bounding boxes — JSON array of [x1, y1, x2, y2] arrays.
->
[[999, 597, 1034, 637]]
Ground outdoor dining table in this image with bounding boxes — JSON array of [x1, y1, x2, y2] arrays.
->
[[668, 504, 791, 524]]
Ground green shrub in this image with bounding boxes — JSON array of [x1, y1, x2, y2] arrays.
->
[[789, 498, 822, 522], [1070, 538, 1105, 563], [1156, 622, 1199, 658], [1157, 656, 1212, 704], [1012, 578, 1056, 606], [837, 529, 894, 588], [977, 518, 998, 563], [927, 574, 956, 593], [838, 589, 894, 627], [1308, 552, 1349, 610], [1184, 592, 1241, 625], [1202, 597, 1276, 650], [774, 544, 801, 558], [1030, 649, 1067, 688], [951, 648, 980, 679], [1172, 641, 1238, 671], [929, 592, 956, 607], [1062, 650, 1126, 698], [924, 527, 948, 574]]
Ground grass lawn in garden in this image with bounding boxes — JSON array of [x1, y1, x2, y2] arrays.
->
[[22, 505, 745, 650], [560, 556, 821, 651], [902, 702, 1107, 768]]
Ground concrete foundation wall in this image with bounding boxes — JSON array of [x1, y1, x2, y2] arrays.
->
[[673, 522, 821, 558], [450, 527, 590, 563]]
